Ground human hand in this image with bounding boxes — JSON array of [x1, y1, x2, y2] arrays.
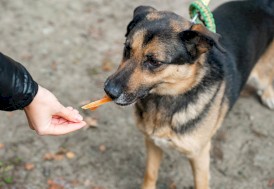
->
[[24, 85, 86, 135]]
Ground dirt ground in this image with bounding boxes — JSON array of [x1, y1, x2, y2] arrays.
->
[[0, 0, 273, 188]]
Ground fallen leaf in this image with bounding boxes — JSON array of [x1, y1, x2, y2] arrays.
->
[[24, 163, 35, 171], [51, 61, 57, 71], [43, 153, 55, 161], [56, 147, 68, 155], [0, 143, 4, 149], [44, 148, 74, 161], [54, 154, 64, 161], [47, 179, 64, 189], [66, 151, 76, 159], [251, 126, 267, 138], [43, 153, 63, 161], [101, 58, 113, 71], [99, 144, 106, 153], [84, 117, 98, 129], [169, 181, 177, 189], [268, 179, 274, 187], [70, 179, 81, 187], [84, 179, 94, 186]]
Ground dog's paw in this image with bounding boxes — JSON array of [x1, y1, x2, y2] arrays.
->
[[259, 85, 274, 110], [142, 187, 156, 189], [261, 96, 274, 109], [142, 184, 156, 189]]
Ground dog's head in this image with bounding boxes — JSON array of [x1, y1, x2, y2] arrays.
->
[[104, 6, 222, 105]]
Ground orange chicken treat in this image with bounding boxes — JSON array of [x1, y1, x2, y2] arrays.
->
[[81, 95, 112, 111]]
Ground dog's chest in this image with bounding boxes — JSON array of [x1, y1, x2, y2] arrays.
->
[[134, 96, 207, 156], [135, 98, 173, 134]]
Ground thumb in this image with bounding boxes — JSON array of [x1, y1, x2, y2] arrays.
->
[[56, 106, 83, 122]]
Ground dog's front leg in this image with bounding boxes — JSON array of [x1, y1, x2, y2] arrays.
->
[[189, 142, 211, 189], [142, 137, 163, 189]]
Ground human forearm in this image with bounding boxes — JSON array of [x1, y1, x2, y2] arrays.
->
[[0, 52, 38, 111]]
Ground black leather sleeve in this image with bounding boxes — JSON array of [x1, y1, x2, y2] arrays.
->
[[0, 52, 38, 111]]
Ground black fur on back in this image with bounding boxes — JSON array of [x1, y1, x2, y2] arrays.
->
[[213, 0, 274, 107]]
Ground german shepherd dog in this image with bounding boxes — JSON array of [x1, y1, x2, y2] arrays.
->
[[104, 0, 274, 188]]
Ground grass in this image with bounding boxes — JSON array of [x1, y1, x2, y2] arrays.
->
[[0, 157, 22, 186]]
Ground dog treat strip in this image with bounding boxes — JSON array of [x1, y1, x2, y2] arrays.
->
[[81, 95, 112, 110]]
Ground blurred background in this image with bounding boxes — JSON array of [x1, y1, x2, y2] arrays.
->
[[0, 0, 273, 188]]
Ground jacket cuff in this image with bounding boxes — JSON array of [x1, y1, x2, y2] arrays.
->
[[0, 53, 39, 111], [17, 81, 39, 110]]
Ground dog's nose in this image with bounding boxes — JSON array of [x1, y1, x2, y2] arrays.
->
[[104, 79, 122, 100]]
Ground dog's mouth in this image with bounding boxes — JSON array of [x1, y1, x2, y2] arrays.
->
[[115, 99, 137, 106], [104, 78, 157, 106], [113, 90, 150, 106], [113, 94, 137, 106]]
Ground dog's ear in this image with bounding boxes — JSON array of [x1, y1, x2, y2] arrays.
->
[[180, 24, 225, 61], [125, 6, 156, 37], [133, 6, 156, 17]]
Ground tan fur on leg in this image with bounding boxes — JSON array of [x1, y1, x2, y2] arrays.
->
[[142, 137, 163, 189], [248, 41, 274, 109], [189, 142, 211, 189]]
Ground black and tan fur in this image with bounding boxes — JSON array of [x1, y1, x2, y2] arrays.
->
[[104, 0, 274, 188]]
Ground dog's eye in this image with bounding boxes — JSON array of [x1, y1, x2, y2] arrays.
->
[[144, 54, 163, 69], [144, 60, 162, 69]]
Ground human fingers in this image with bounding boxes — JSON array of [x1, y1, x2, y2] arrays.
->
[[65, 107, 79, 114], [47, 121, 86, 135], [67, 106, 73, 110], [56, 106, 83, 122]]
